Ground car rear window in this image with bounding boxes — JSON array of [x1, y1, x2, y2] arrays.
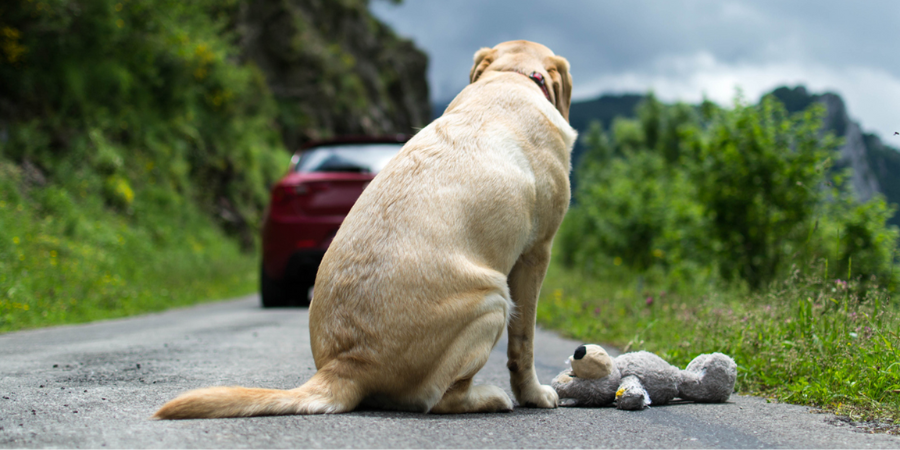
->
[[295, 143, 403, 174]]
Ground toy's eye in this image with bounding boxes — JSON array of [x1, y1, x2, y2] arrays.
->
[[574, 345, 587, 360]]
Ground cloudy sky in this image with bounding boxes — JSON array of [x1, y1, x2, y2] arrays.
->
[[371, 0, 900, 146]]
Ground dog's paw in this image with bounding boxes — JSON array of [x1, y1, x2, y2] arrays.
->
[[518, 384, 559, 409]]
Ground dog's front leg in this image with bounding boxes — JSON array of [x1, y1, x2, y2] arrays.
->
[[506, 244, 559, 408]]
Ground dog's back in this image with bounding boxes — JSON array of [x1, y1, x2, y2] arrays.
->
[[307, 72, 575, 409], [153, 41, 575, 419]]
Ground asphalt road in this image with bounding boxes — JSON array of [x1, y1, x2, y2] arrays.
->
[[1, 295, 898, 449]]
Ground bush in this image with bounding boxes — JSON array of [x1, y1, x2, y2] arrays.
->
[[562, 93, 898, 291]]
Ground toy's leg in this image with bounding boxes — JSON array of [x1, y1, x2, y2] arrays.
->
[[615, 375, 651, 410], [506, 243, 558, 408]]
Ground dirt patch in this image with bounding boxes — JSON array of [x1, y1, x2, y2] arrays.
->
[[824, 414, 900, 436], [52, 348, 191, 387]]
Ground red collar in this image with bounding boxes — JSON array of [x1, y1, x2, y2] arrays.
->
[[522, 71, 552, 102]]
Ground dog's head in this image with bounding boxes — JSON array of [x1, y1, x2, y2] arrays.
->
[[469, 40, 572, 121]]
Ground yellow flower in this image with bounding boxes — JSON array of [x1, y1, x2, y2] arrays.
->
[[12, 236, 19, 244], [613, 257, 623, 266]]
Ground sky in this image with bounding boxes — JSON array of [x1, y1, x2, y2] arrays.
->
[[370, 0, 900, 147]]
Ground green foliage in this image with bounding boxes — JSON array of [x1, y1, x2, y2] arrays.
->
[[0, 161, 257, 332], [560, 124, 707, 280], [0, 0, 292, 331], [1, 0, 286, 244], [561, 92, 899, 291], [683, 96, 838, 289]]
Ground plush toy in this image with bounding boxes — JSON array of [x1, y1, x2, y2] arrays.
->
[[551, 344, 737, 410]]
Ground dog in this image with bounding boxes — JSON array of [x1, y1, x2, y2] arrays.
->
[[154, 40, 576, 419]]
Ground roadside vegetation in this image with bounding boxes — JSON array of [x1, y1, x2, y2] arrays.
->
[[0, 0, 287, 332], [0, 159, 259, 332], [0, 0, 426, 333], [539, 93, 900, 424]]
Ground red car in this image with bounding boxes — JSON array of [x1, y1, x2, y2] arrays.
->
[[260, 135, 409, 307]]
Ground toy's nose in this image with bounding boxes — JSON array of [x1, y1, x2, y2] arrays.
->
[[573, 345, 587, 360]]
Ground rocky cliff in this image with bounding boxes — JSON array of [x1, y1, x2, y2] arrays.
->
[[817, 92, 880, 201], [235, 0, 430, 150], [771, 86, 900, 226]]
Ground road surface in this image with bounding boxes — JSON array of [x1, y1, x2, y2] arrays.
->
[[1, 295, 897, 448]]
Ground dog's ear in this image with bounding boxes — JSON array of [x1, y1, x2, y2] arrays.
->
[[469, 47, 495, 83], [546, 55, 572, 121]]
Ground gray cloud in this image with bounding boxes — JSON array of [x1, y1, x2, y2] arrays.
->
[[371, 0, 900, 143]]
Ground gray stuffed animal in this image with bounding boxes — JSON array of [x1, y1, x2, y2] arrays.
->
[[551, 344, 737, 410]]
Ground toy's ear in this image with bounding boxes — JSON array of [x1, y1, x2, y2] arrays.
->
[[570, 344, 614, 379]]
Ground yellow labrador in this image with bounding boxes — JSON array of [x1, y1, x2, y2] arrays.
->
[[154, 40, 576, 419]]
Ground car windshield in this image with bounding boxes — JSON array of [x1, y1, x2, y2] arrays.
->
[[295, 143, 403, 174]]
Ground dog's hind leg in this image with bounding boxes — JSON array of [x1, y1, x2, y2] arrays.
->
[[430, 378, 512, 414], [506, 244, 559, 408], [428, 296, 513, 414]]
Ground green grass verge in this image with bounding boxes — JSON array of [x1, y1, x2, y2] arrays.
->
[[538, 258, 900, 423], [0, 162, 258, 334]]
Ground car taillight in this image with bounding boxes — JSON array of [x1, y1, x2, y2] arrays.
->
[[272, 183, 325, 204], [295, 239, 316, 249]]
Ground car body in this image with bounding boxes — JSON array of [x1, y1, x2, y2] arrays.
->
[[260, 135, 409, 307]]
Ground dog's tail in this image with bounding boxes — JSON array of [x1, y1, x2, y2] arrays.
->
[[152, 370, 364, 420]]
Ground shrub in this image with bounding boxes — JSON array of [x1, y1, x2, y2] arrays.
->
[[562, 93, 898, 291]]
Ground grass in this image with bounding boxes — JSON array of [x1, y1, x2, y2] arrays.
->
[[538, 256, 900, 425], [0, 161, 259, 334]]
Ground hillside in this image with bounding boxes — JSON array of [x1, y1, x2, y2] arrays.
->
[[567, 94, 644, 177], [566, 87, 900, 226], [0, 0, 429, 331], [769, 86, 900, 227], [239, 0, 429, 151]]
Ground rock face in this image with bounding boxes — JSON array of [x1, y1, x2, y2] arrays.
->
[[771, 86, 900, 226], [818, 93, 881, 202], [236, 0, 431, 150]]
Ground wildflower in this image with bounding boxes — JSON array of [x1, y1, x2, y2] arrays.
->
[[645, 296, 653, 306], [593, 307, 601, 317]]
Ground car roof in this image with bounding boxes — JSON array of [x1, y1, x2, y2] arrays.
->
[[298, 134, 411, 151]]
